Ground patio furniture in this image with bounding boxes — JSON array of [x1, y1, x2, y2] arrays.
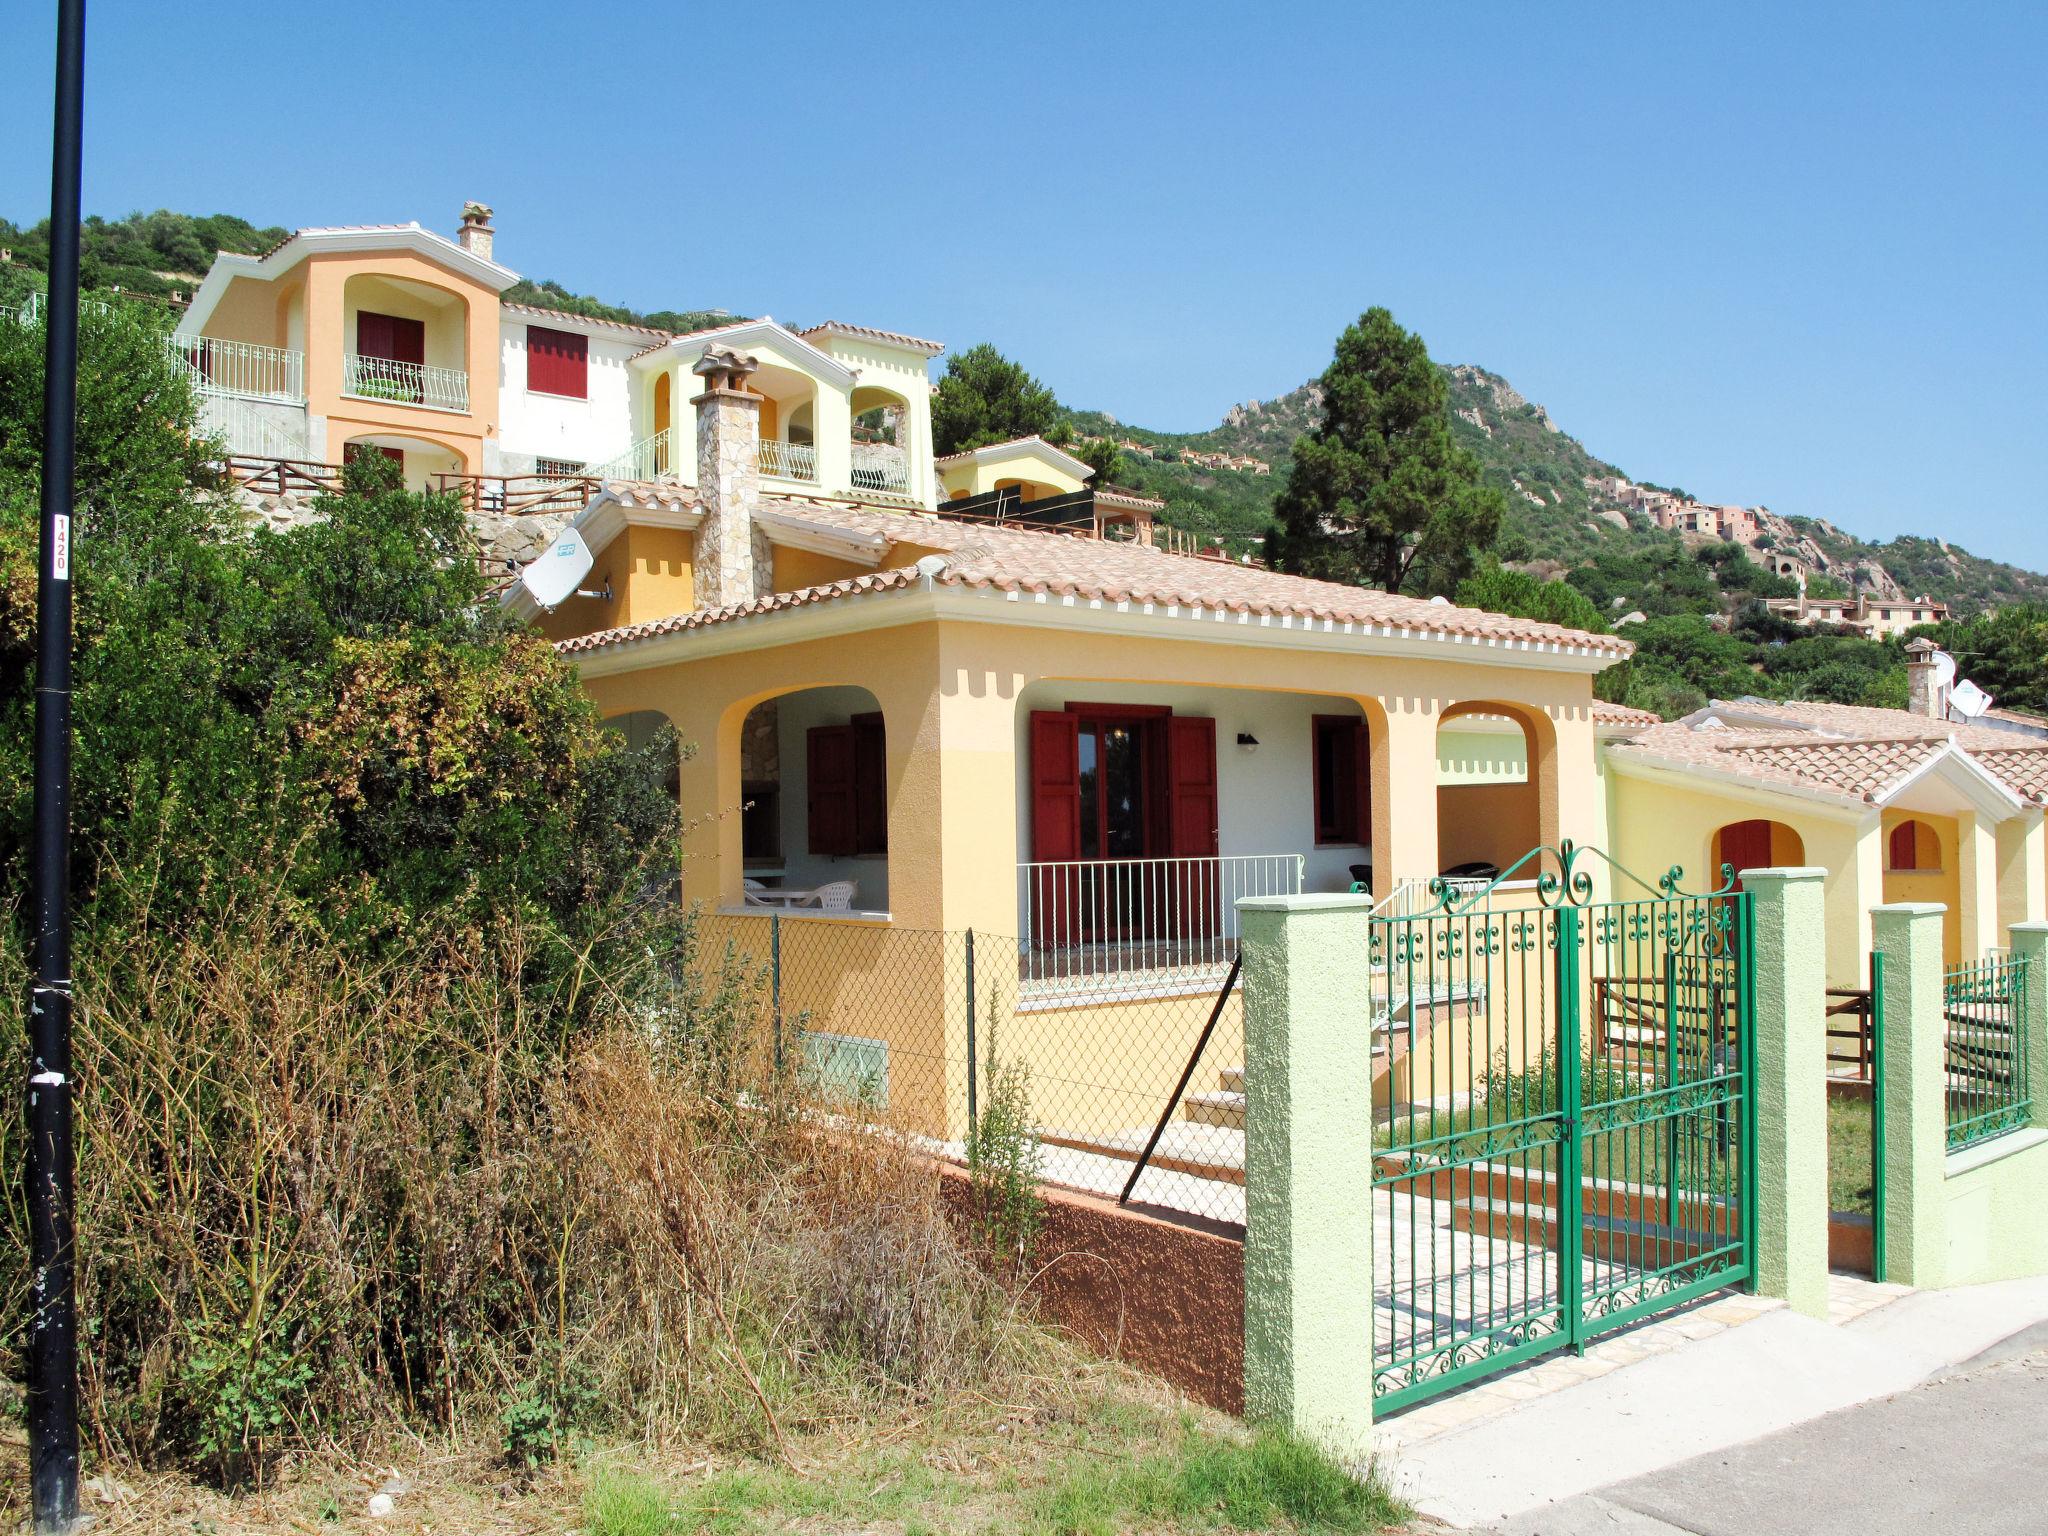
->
[[812, 880, 857, 912]]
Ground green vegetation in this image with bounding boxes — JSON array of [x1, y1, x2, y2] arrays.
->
[[1909, 603, 2048, 715], [932, 341, 1060, 456], [1829, 1094, 1874, 1215], [0, 208, 284, 300], [1268, 308, 1504, 596], [501, 276, 739, 336]]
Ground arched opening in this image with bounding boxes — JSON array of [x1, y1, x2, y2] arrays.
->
[[344, 433, 466, 492], [340, 272, 470, 409], [1881, 813, 1959, 964], [1435, 705, 1544, 881], [747, 361, 818, 484], [734, 686, 888, 913], [850, 385, 911, 495], [1887, 818, 1940, 873], [652, 371, 673, 474], [1710, 818, 1805, 890], [993, 475, 1065, 503]]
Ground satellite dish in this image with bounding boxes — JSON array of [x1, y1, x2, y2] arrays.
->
[[520, 527, 595, 609], [1932, 650, 1958, 693], [1950, 677, 1994, 719]]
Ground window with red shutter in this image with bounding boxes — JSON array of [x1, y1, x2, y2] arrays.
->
[[807, 726, 857, 857], [852, 713, 887, 855], [527, 324, 589, 400], [1163, 716, 1219, 858], [1028, 712, 1083, 862], [1312, 715, 1369, 845], [356, 311, 424, 364]]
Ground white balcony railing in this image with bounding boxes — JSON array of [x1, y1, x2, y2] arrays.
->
[[166, 335, 305, 402], [851, 449, 911, 495], [1018, 853, 1306, 990], [758, 437, 819, 482], [590, 429, 678, 483], [198, 393, 309, 461], [342, 353, 470, 413]]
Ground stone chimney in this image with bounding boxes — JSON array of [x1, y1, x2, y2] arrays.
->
[[1905, 636, 1944, 719], [692, 347, 766, 610], [456, 201, 495, 262]]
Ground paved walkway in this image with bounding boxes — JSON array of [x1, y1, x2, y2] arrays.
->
[[1500, 1325, 2048, 1534], [1391, 1273, 2048, 1530]]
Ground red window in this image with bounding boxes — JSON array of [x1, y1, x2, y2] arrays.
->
[[527, 324, 588, 399], [344, 442, 404, 469], [1717, 819, 1775, 889], [1889, 820, 1937, 871], [807, 715, 886, 857], [356, 310, 424, 365], [1312, 715, 1370, 845]]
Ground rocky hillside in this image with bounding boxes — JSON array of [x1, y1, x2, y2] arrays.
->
[[1070, 365, 2048, 615]]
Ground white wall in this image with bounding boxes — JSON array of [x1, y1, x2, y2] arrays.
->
[[496, 322, 640, 472], [774, 686, 890, 911], [1010, 681, 1372, 894]]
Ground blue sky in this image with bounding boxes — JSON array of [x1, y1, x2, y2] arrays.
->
[[4, 2, 2043, 566]]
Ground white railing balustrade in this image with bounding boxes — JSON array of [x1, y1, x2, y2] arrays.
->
[[342, 353, 470, 412], [166, 335, 305, 402], [851, 445, 911, 494], [758, 437, 819, 482], [590, 429, 678, 483], [1017, 853, 1305, 988]]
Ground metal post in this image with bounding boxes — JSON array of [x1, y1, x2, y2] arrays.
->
[[769, 913, 782, 1069], [1556, 905, 1585, 1354], [1869, 949, 1888, 1284], [963, 928, 977, 1130], [27, 2, 87, 1529]]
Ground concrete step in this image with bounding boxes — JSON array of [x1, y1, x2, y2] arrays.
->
[[1038, 1119, 1246, 1184], [1219, 1065, 1243, 1094], [1183, 1089, 1245, 1129]]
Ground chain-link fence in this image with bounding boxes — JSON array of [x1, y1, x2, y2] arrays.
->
[[692, 913, 1248, 1225]]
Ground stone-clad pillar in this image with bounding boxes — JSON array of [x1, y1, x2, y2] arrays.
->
[[692, 347, 761, 611]]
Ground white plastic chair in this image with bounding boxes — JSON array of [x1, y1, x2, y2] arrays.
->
[[741, 877, 772, 908], [812, 880, 857, 912]]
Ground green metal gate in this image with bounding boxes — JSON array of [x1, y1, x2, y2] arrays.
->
[[1369, 841, 1753, 1413]]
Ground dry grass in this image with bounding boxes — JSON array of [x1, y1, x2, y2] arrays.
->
[[0, 1343, 1413, 1535]]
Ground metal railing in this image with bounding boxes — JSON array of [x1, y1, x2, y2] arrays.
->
[[758, 437, 819, 482], [1944, 952, 2032, 1150], [590, 429, 678, 483], [1017, 852, 1305, 988], [342, 353, 470, 412], [199, 394, 309, 461], [851, 452, 911, 495], [166, 334, 305, 401]]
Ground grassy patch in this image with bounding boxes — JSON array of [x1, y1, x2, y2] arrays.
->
[[1028, 1425, 1403, 1536], [1829, 1093, 1875, 1215]]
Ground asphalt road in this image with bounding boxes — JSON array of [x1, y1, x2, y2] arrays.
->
[[1503, 1324, 2048, 1536]]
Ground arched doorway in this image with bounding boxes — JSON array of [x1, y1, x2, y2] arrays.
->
[[1711, 819, 1804, 890], [734, 686, 888, 913], [1435, 704, 1547, 880]]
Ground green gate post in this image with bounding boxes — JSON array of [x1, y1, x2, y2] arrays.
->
[[1743, 868, 1830, 1318], [1238, 893, 1377, 1456], [1871, 903, 1945, 1285]]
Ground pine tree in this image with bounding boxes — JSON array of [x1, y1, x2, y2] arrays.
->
[[930, 343, 1058, 457], [1269, 308, 1504, 595]]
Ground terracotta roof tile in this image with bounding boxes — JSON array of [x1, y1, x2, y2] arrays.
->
[[255, 222, 418, 260], [1976, 749, 2048, 804], [553, 569, 921, 655], [1612, 722, 1954, 803], [556, 495, 1632, 661], [800, 320, 945, 357], [1591, 701, 1664, 728]]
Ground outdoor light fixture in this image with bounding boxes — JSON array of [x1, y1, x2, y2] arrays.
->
[[1236, 732, 1260, 753]]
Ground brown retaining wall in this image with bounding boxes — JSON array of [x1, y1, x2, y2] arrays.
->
[[939, 1164, 1245, 1414]]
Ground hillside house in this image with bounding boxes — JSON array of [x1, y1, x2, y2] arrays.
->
[[1763, 586, 1949, 640], [1601, 658, 2048, 983]]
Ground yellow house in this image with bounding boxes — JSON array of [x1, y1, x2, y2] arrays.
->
[[513, 346, 1635, 1147], [1602, 691, 2048, 982]]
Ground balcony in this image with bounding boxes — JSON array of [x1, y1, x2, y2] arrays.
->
[[1018, 853, 1306, 994], [167, 335, 305, 402], [342, 353, 470, 413], [758, 437, 819, 483]]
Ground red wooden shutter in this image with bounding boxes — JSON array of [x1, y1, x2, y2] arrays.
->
[[1719, 819, 1774, 889], [356, 310, 425, 364], [1029, 712, 1083, 862], [1164, 716, 1219, 856], [807, 725, 857, 857], [527, 324, 589, 399], [1352, 719, 1372, 849], [852, 712, 887, 855]]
